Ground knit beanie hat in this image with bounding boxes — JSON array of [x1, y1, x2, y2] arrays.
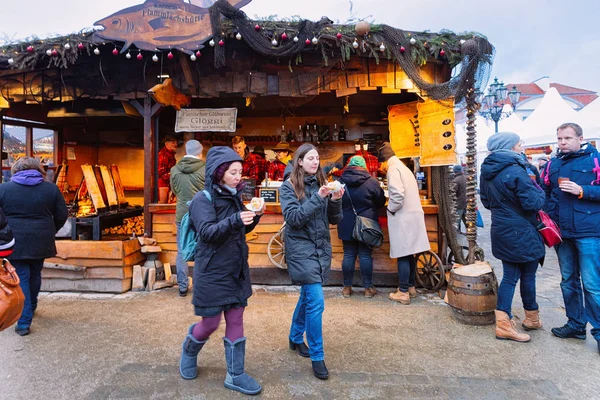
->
[[487, 132, 521, 152], [378, 142, 396, 162], [185, 140, 203, 156], [348, 156, 367, 169], [452, 165, 463, 173]]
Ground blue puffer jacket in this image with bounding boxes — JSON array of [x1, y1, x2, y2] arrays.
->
[[337, 167, 386, 241], [480, 150, 546, 263], [543, 143, 600, 238], [280, 175, 343, 285]]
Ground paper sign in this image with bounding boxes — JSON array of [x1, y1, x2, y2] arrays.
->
[[175, 108, 238, 132]]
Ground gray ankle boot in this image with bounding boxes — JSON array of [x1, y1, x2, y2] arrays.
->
[[179, 325, 207, 380], [223, 337, 262, 395]]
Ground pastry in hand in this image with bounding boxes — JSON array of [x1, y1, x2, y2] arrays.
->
[[247, 197, 264, 211], [327, 181, 342, 192]]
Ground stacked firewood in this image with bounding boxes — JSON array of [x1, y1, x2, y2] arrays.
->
[[102, 215, 144, 236]]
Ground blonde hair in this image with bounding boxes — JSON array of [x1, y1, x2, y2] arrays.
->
[[11, 157, 45, 176]]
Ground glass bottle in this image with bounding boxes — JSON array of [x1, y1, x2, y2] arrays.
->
[[296, 124, 304, 142], [332, 124, 339, 142], [339, 124, 346, 141], [280, 125, 286, 142], [311, 124, 318, 143], [305, 124, 311, 142]]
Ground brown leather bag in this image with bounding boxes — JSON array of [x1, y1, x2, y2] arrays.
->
[[0, 258, 25, 331]]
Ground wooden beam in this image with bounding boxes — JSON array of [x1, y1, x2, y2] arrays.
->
[[143, 97, 154, 236], [179, 57, 197, 93]]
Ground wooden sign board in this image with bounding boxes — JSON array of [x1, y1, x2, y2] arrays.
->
[[259, 188, 279, 203], [175, 108, 238, 132], [94, 0, 251, 53]]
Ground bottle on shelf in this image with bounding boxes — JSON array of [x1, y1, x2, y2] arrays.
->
[[305, 124, 311, 142], [311, 124, 318, 143], [296, 125, 304, 142], [280, 125, 286, 142], [339, 124, 346, 141], [332, 124, 339, 142]]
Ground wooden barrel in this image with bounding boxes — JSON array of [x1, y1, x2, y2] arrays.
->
[[447, 263, 497, 326]]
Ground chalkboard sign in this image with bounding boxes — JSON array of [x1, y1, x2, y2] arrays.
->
[[259, 188, 279, 203], [241, 178, 256, 202], [363, 133, 384, 154]]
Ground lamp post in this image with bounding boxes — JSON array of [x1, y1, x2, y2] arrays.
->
[[476, 77, 521, 133]]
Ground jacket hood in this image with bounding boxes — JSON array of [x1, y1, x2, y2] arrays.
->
[[557, 142, 598, 160], [204, 146, 243, 189], [175, 156, 205, 174], [480, 150, 526, 180], [283, 159, 295, 181], [340, 166, 371, 187]]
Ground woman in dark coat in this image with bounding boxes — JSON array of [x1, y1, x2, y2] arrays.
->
[[338, 156, 386, 298], [280, 143, 343, 380], [178, 146, 262, 396], [480, 132, 546, 343], [0, 157, 67, 336]]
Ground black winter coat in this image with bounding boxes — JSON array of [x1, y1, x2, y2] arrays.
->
[[188, 147, 261, 309], [280, 175, 343, 285], [480, 150, 545, 263], [0, 181, 67, 260], [338, 167, 386, 241]]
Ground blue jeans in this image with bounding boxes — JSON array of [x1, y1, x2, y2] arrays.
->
[[397, 255, 416, 292], [456, 208, 466, 232], [556, 237, 600, 340], [496, 260, 539, 319], [175, 221, 189, 292], [341, 240, 374, 288], [289, 283, 325, 361], [12, 259, 45, 329]]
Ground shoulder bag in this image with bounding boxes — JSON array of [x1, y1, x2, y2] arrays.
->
[[0, 258, 25, 331]]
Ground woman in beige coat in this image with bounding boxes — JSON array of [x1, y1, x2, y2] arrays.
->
[[378, 143, 430, 304]]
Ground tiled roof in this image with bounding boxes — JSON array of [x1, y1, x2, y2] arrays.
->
[[506, 81, 598, 108]]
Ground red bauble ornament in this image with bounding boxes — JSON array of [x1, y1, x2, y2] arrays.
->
[[305, 38, 311, 45], [218, 40, 224, 47], [400, 46, 406, 53], [167, 52, 174, 59], [439, 49, 446, 57], [281, 32, 288, 41], [195, 50, 202, 57], [336, 32, 343, 39], [137, 53, 143, 60], [112, 48, 118, 55], [254, 24, 260, 31], [27, 45, 34, 52], [51, 49, 58, 56], [77, 43, 84, 50]]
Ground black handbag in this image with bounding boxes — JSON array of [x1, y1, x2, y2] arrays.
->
[[343, 184, 384, 249]]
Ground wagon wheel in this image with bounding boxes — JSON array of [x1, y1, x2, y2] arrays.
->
[[415, 250, 445, 291], [447, 246, 483, 266], [267, 223, 287, 269]]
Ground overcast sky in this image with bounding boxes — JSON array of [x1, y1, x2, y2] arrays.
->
[[2, 0, 598, 93]]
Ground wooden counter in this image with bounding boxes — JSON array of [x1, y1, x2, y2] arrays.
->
[[149, 202, 440, 286]]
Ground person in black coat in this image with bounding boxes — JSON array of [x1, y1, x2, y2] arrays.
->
[[337, 156, 385, 298], [178, 146, 262, 396], [0, 157, 67, 336], [480, 132, 546, 343], [280, 143, 343, 380]]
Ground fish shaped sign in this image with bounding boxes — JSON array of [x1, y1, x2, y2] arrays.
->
[[94, 0, 251, 53]]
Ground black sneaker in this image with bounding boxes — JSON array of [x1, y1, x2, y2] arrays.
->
[[179, 289, 188, 297], [15, 326, 30, 336], [551, 324, 586, 340]]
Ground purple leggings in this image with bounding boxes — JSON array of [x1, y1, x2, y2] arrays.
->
[[192, 307, 245, 341]]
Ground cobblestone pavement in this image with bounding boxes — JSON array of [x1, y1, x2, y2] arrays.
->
[[1, 199, 598, 400]]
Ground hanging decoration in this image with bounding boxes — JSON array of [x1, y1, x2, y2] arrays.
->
[[93, 48, 100, 55], [136, 52, 143, 60], [77, 43, 84, 50], [190, 53, 197, 61], [236, 32, 242, 40], [355, 21, 370, 36], [379, 42, 385, 52], [167, 51, 174, 59], [311, 36, 318, 45], [112, 48, 119, 55], [64, 43, 71, 50], [271, 38, 278, 46], [195, 50, 202, 57], [152, 53, 159, 62], [218, 39, 225, 46], [45, 49, 52, 56], [126, 51, 132, 59], [281, 32, 288, 41], [352, 39, 359, 49], [27, 45, 34, 52], [209, 39, 215, 47]]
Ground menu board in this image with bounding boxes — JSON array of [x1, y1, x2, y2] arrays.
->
[[241, 178, 256, 202], [259, 188, 279, 203]]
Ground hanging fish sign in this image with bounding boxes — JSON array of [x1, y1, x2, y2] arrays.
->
[[94, 0, 251, 54]]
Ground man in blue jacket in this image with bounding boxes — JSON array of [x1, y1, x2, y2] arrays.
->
[[543, 122, 600, 356]]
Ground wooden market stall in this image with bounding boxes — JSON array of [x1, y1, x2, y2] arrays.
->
[[0, 0, 494, 291]]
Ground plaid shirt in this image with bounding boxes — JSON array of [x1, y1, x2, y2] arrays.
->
[[268, 160, 287, 181], [158, 147, 176, 188], [243, 152, 265, 182], [333, 150, 380, 177]]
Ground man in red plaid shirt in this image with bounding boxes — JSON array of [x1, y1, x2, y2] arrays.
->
[[268, 142, 293, 181], [333, 138, 380, 178], [232, 136, 264, 183], [158, 135, 178, 188]]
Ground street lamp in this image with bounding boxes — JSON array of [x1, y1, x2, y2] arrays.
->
[[477, 77, 521, 133]]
